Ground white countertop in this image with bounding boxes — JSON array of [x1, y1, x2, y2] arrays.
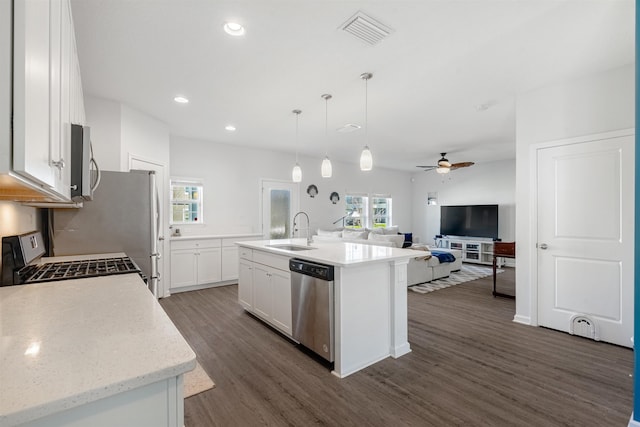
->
[[170, 233, 262, 241], [0, 273, 196, 426], [237, 238, 417, 267]]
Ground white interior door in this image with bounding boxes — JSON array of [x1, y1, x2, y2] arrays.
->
[[536, 133, 634, 347], [261, 180, 299, 239], [130, 156, 167, 298]]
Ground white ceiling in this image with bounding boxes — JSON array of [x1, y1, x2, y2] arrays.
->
[[70, 0, 635, 172]]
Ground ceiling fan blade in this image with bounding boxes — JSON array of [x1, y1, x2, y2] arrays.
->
[[416, 165, 437, 169], [450, 161, 475, 170]]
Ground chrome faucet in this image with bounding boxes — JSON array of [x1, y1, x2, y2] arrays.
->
[[292, 211, 312, 245]]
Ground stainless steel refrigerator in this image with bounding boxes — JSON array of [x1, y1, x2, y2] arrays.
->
[[49, 170, 161, 297]]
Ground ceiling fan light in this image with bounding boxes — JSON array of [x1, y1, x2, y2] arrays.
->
[[321, 156, 332, 178], [360, 146, 373, 171], [436, 166, 450, 174], [292, 163, 302, 182]]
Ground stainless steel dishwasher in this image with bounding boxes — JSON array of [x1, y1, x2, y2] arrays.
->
[[289, 258, 335, 362]]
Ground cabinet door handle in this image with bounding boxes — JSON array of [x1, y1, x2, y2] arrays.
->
[[51, 159, 65, 169]]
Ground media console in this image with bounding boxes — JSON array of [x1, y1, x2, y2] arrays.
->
[[434, 237, 501, 266]]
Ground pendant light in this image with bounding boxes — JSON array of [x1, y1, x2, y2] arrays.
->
[[359, 72, 373, 171], [291, 109, 302, 182], [321, 94, 333, 178]]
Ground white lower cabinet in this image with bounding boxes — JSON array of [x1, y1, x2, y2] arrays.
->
[[170, 240, 221, 291], [170, 249, 198, 288], [169, 235, 261, 292], [197, 247, 222, 284], [238, 248, 292, 337], [221, 246, 239, 281]]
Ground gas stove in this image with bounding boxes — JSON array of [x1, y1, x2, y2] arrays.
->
[[1, 231, 142, 286]]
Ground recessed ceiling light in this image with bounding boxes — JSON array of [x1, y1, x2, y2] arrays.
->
[[225, 125, 236, 131], [336, 123, 361, 133], [174, 96, 189, 104], [224, 22, 245, 36]]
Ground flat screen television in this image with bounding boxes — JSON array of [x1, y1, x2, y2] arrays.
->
[[440, 204, 498, 239]]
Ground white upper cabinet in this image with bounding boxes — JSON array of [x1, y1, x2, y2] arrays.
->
[[8, 0, 85, 201], [13, 0, 55, 189]]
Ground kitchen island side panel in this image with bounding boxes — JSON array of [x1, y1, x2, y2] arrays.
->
[[333, 263, 391, 378]]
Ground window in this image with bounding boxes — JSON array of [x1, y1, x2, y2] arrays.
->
[[371, 195, 392, 228], [345, 194, 368, 229], [344, 193, 392, 229], [170, 178, 203, 224]]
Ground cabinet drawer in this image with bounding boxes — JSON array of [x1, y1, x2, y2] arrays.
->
[[171, 239, 221, 250], [253, 250, 289, 272], [239, 247, 253, 260]]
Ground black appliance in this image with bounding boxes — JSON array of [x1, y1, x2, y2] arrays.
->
[[1, 231, 141, 286], [440, 204, 499, 239]]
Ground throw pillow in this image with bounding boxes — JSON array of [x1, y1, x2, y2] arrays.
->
[[401, 232, 413, 248], [342, 229, 369, 240], [317, 229, 342, 237], [382, 226, 399, 235], [368, 232, 404, 248]]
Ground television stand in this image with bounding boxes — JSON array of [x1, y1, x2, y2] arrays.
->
[[434, 237, 500, 266]]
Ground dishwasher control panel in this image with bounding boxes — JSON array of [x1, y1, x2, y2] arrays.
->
[[289, 259, 334, 281]]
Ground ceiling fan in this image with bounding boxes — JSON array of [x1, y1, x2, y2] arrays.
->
[[416, 153, 475, 174]]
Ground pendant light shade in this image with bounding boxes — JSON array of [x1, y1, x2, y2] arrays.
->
[[360, 73, 373, 171], [321, 94, 333, 178], [292, 163, 302, 182], [291, 109, 302, 183], [360, 146, 373, 171], [321, 156, 332, 177]]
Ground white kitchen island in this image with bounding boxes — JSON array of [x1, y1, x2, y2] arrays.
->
[[0, 272, 196, 427], [237, 238, 417, 378]]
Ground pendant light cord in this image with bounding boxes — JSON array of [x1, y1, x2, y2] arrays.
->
[[294, 110, 300, 163], [325, 97, 329, 156], [364, 76, 368, 143]]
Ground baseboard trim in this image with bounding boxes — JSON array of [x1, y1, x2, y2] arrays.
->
[[628, 413, 640, 427], [513, 314, 531, 325]]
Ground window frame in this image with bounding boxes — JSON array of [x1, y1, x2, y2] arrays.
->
[[170, 178, 204, 225]]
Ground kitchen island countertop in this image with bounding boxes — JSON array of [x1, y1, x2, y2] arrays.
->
[[237, 238, 418, 267], [0, 273, 196, 426]]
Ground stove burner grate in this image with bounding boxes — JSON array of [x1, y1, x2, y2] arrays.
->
[[25, 257, 141, 283]]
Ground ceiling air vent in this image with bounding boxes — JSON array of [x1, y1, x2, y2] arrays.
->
[[340, 11, 392, 46]]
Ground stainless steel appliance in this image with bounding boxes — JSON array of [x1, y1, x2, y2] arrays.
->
[[48, 170, 161, 296], [289, 258, 335, 362], [70, 124, 100, 202], [1, 231, 141, 286]]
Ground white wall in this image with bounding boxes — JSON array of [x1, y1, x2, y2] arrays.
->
[[170, 136, 413, 237], [120, 104, 170, 172], [410, 159, 516, 246], [514, 63, 635, 324], [84, 95, 121, 171]]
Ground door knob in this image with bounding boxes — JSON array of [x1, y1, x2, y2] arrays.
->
[[539, 243, 548, 250]]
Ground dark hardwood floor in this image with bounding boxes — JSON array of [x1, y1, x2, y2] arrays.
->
[[160, 267, 633, 426]]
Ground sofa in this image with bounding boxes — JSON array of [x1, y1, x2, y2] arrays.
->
[[313, 227, 462, 286], [406, 245, 462, 285]]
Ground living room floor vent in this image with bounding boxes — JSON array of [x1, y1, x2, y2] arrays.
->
[[570, 315, 598, 340]]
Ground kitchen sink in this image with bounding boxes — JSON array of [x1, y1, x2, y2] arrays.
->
[[266, 244, 316, 251]]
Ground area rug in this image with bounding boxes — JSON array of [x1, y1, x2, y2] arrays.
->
[[184, 361, 215, 398], [409, 263, 502, 294]]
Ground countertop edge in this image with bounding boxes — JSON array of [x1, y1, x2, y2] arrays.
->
[[170, 233, 262, 241], [237, 239, 417, 267], [1, 355, 196, 426]]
